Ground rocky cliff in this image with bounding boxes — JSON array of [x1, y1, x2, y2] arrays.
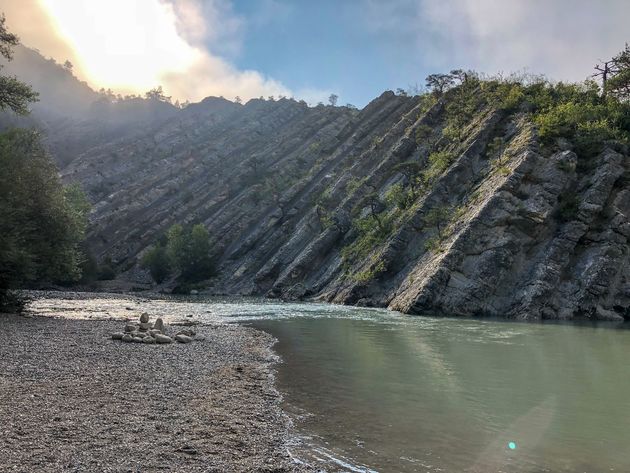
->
[[5, 50, 629, 320], [59, 92, 628, 321]]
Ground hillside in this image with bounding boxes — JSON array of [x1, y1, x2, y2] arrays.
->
[[5, 49, 629, 321], [62, 88, 629, 321], [0, 46, 179, 167]]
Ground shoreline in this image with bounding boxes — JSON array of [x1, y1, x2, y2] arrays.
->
[[0, 311, 310, 472], [22, 289, 630, 329]]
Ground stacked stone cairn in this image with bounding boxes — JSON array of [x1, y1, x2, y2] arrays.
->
[[111, 313, 200, 344]]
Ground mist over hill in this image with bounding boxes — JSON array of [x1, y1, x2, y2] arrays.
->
[[0, 46, 180, 167]]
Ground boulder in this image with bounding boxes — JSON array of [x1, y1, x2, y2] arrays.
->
[[149, 329, 162, 336], [595, 305, 624, 322], [132, 337, 144, 343], [124, 324, 137, 333], [153, 318, 165, 332], [176, 328, 196, 337], [139, 312, 150, 323], [139, 322, 151, 331], [175, 334, 194, 344], [154, 334, 173, 344], [121, 334, 134, 343], [143, 336, 156, 344], [111, 332, 124, 340]]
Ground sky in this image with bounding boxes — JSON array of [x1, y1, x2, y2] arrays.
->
[[2, 0, 630, 107]]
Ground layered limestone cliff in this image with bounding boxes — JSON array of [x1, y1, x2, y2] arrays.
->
[[7, 49, 627, 320], [58, 90, 629, 321]]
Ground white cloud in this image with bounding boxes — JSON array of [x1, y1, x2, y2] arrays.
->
[[166, 0, 244, 57], [6, 0, 292, 102], [162, 51, 290, 102], [365, 0, 630, 82]]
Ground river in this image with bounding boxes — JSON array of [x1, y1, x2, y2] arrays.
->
[[28, 294, 630, 472]]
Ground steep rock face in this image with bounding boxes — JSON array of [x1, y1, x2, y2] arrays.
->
[[57, 88, 629, 321]]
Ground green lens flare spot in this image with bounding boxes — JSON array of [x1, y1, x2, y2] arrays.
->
[[508, 442, 517, 450]]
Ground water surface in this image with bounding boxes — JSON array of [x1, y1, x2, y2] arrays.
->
[[248, 311, 630, 472], [28, 293, 630, 472]]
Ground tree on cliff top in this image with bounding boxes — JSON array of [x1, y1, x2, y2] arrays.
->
[[425, 73, 455, 97], [605, 44, 630, 101], [145, 85, 171, 103]]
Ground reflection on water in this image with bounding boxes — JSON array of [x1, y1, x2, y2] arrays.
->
[[26, 293, 630, 472], [249, 316, 630, 472]]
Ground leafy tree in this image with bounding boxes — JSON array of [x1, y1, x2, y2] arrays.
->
[[392, 161, 423, 197], [0, 14, 38, 114], [604, 44, 630, 101], [328, 94, 338, 106], [181, 224, 214, 281], [141, 244, 171, 284], [143, 223, 215, 284], [97, 256, 116, 281], [165, 224, 187, 270], [0, 130, 89, 310], [449, 69, 475, 84], [385, 183, 414, 210], [359, 192, 386, 230], [415, 124, 435, 146], [424, 205, 451, 238], [422, 150, 455, 183], [594, 44, 629, 99], [145, 85, 171, 103], [425, 73, 455, 97]]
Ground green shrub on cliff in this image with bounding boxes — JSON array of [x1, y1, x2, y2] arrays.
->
[[532, 87, 627, 158]]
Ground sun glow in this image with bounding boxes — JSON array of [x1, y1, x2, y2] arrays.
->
[[39, 0, 200, 94]]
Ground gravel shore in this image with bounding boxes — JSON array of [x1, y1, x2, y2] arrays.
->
[[0, 313, 307, 472]]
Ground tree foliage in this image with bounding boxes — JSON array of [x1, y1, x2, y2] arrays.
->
[[425, 73, 455, 97], [392, 161, 423, 197], [602, 43, 630, 101], [141, 223, 215, 284], [141, 244, 170, 284], [0, 130, 89, 309], [0, 14, 38, 114], [145, 85, 171, 103]]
